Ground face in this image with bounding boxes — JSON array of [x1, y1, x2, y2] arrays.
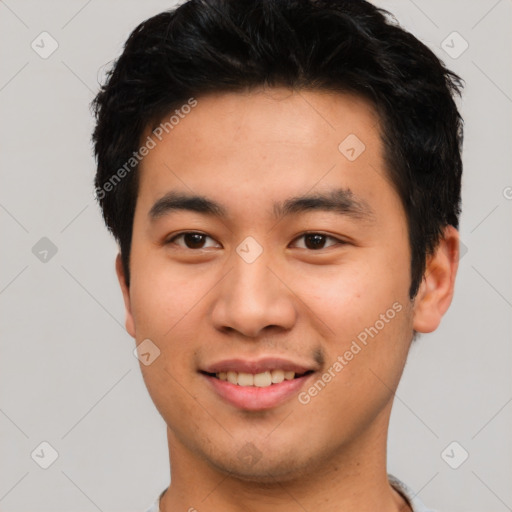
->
[[117, 87, 457, 482]]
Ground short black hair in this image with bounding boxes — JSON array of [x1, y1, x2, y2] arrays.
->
[[91, 0, 464, 299]]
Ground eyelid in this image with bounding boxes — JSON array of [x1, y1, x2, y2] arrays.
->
[[164, 231, 347, 250], [165, 231, 221, 248], [290, 232, 346, 249]]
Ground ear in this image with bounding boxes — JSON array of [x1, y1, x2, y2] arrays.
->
[[412, 225, 460, 333], [115, 253, 136, 338]]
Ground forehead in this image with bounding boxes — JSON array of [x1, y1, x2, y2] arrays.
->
[[145, 87, 381, 159], [136, 87, 396, 221]]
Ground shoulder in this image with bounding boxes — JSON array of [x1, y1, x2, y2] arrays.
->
[[389, 474, 439, 512], [143, 486, 167, 512]]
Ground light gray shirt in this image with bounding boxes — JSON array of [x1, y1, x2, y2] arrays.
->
[[143, 474, 436, 512]]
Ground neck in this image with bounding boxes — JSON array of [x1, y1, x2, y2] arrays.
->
[[159, 402, 410, 512]]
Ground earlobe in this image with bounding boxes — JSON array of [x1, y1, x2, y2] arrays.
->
[[115, 253, 136, 338], [412, 226, 460, 333]]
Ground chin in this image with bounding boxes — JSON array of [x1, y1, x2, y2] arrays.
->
[[205, 451, 313, 484]]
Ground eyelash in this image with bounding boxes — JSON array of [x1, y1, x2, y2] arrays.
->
[[165, 231, 346, 250]]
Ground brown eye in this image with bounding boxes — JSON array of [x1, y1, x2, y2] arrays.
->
[[292, 233, 343, 250], [304, 234, 327, 249], [167, 232, 220, 249], [183, 233, 207, 248]]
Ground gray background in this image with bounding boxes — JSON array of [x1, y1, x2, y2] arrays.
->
[[0, 1, 511, 511]]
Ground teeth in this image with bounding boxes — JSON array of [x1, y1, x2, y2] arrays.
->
[[237, 372, 254, 386], [271, 369, 285, 384], [254, 371, 272, 387], [215, 369, 299, 387]]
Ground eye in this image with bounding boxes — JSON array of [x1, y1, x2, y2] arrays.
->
[[291, 232, 344, 250], [166, 232, 220, 249]]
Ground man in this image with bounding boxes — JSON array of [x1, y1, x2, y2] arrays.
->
[[91, 1, 464, 510]]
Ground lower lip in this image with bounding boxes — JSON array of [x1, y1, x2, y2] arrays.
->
[[202, 373, 314, 411]]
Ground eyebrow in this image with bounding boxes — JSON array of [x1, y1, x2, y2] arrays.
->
[[148, 188, 375, 223], [273, 188, 375, 222]]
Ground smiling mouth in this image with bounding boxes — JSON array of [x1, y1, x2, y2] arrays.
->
[[201, 369, 314, 387]]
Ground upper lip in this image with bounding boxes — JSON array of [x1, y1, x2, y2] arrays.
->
[[201, 357, 317, 375]]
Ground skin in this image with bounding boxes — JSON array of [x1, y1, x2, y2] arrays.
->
[[116, 87, 459, 511]]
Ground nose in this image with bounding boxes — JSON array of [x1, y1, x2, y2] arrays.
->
[[210, 249, 297, 338]]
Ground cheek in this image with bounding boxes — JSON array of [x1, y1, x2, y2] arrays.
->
[[138, 358, 202, 438], [291, 252, 413, 372], [128, 255, 208, 338], [292, 260, 403, 332]]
